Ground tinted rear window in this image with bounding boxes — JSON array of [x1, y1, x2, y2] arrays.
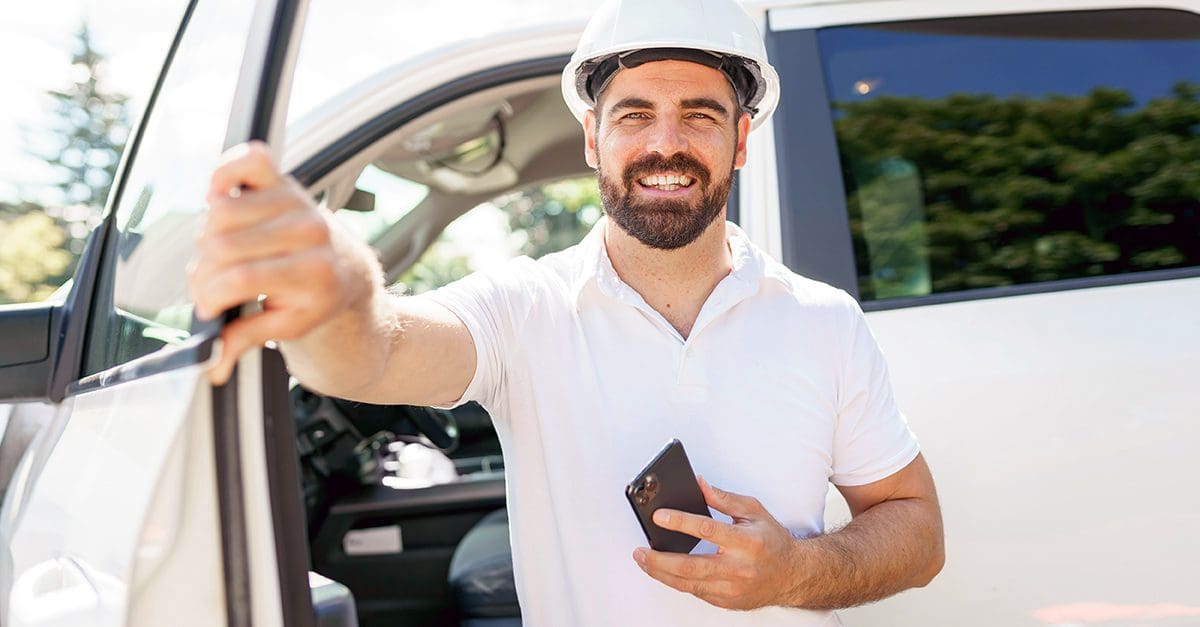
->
[[818, 9, 1200, 301]]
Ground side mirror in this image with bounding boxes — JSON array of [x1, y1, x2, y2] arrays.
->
[[0, 222, 108, 403], [0, 303, 60, 401]]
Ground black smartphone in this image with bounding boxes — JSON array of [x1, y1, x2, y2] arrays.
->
[[625, 438, 712, 554]]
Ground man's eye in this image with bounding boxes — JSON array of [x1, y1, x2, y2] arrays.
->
[[687, 112, 714, 120], [623, 112, 649, 120]]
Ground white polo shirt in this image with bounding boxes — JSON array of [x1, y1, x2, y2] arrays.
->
[[427, 218, 920, 627]]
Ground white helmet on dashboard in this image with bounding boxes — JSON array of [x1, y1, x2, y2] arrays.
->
[[562, 0, 781, 132]]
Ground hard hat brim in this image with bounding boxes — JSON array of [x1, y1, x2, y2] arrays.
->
[[562, 40, 780, 133]]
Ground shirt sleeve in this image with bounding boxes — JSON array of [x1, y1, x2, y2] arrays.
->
[[421, 259, 533, 413], [829, 297, 921, 486]]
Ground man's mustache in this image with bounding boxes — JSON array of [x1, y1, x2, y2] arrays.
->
[[621, 153, 711, 189]]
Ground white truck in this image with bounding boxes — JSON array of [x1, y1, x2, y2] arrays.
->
[[1, 0, 1197, 625]]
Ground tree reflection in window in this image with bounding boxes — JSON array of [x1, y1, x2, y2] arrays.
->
[[819, 9, 1200, 300]]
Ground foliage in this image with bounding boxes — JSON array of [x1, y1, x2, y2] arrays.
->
[[0, 23, 129, 304], [835, 83, 1200, 299], [0, 205, 73, 304], [393, 242, 474, 295], [396, 177, 602, 293], [498, 176, 602, 260]]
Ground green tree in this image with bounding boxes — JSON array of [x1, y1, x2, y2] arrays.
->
[[40, 23, 130, 212], [0, 23, 131, 304], [498, 176, 602, 259], [393, 243, 473, 295], [394, 177, 603, 295], [0, 206, 73, 304]]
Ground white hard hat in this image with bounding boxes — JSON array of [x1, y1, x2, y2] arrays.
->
[[562, 0, 781, 132]]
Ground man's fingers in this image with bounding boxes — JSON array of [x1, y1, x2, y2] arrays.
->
[[633, 549, 734, 603], [652, 508, 746, 548], [208, 141, 283, 200], [197, 208, 331, 278], [635, 548, 720, 582], [204, 181, 310, 236], [208, 309, 297, 386], [697, 475, 767, 520], [194, 250, 335, 321]]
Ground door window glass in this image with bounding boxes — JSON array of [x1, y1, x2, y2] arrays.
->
[[330, 165, 430, 244], [392, 175, 600, 295], [83, 0, 257, 375], [816, 10, 1200, 301]]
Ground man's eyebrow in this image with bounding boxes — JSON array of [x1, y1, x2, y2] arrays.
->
[[608, 97, 655, 114], [681, 97, 730, 117]]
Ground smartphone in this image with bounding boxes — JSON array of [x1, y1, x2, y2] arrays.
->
[[625, 438, 711, 554]]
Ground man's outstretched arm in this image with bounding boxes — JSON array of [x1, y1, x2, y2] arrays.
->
[[634, 453, 943, 611], [190, 141, 477, 407]]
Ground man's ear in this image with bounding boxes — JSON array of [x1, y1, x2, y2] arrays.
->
[[583, 109, 599, 169], [733, 112, 752, 170]]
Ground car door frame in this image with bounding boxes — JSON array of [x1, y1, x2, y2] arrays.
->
[[0, 0, 314, 625]]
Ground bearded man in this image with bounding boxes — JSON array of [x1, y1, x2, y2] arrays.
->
[[190, 0, 944, 624]]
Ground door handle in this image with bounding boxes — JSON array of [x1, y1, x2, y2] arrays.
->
[[8, 556, 101, 626]]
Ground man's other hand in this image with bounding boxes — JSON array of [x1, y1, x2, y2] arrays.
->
[[188, 141, 378, 386], [632, 475, 804, 611]]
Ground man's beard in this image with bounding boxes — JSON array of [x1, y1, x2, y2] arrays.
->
[[597, 152, 733, 250]]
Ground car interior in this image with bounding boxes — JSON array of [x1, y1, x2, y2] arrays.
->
[[294, 73, 591, 627]]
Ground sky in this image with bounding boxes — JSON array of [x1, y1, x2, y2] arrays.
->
[[0, 1, 187, 204]]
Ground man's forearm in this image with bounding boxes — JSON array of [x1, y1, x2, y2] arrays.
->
[[277, 234, 398, 399], [781, 496, 945, 610], [279, 283, 397, 398]]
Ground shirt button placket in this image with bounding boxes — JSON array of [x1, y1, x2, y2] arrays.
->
[[672, 347, 710, 404]]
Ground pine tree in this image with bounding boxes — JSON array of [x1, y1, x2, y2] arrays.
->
[[41, 22, 130, 213], [0, 23, 133, 303]]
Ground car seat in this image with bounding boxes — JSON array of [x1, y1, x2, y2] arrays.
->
[[447, 508, 521, 626]]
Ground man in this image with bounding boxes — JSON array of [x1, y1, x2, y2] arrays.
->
[[190, 0, 944, 624]]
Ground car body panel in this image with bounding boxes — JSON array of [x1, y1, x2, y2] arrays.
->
[[283, 23, 584, 174], [830, 276, 1200, 625], [5, 365, 222, 627]]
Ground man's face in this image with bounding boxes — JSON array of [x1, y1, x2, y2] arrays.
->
[[583, 60, 751, 250]]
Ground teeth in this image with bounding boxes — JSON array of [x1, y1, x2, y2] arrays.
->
[[639, 173, 694, 188]]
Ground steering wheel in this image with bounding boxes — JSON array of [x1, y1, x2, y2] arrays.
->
[[326, 397, 459, 452], [291, 387, 461, 528], [404, 405, 460, 452]]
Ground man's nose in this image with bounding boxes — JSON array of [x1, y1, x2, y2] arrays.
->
[[644, 118, 689, 157]]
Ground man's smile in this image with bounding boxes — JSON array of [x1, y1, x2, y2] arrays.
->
[[636, 172, 696, 191], [634, 172, 700, 198]]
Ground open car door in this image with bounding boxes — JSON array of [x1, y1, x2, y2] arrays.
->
[[0, 1, 313, 626]]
